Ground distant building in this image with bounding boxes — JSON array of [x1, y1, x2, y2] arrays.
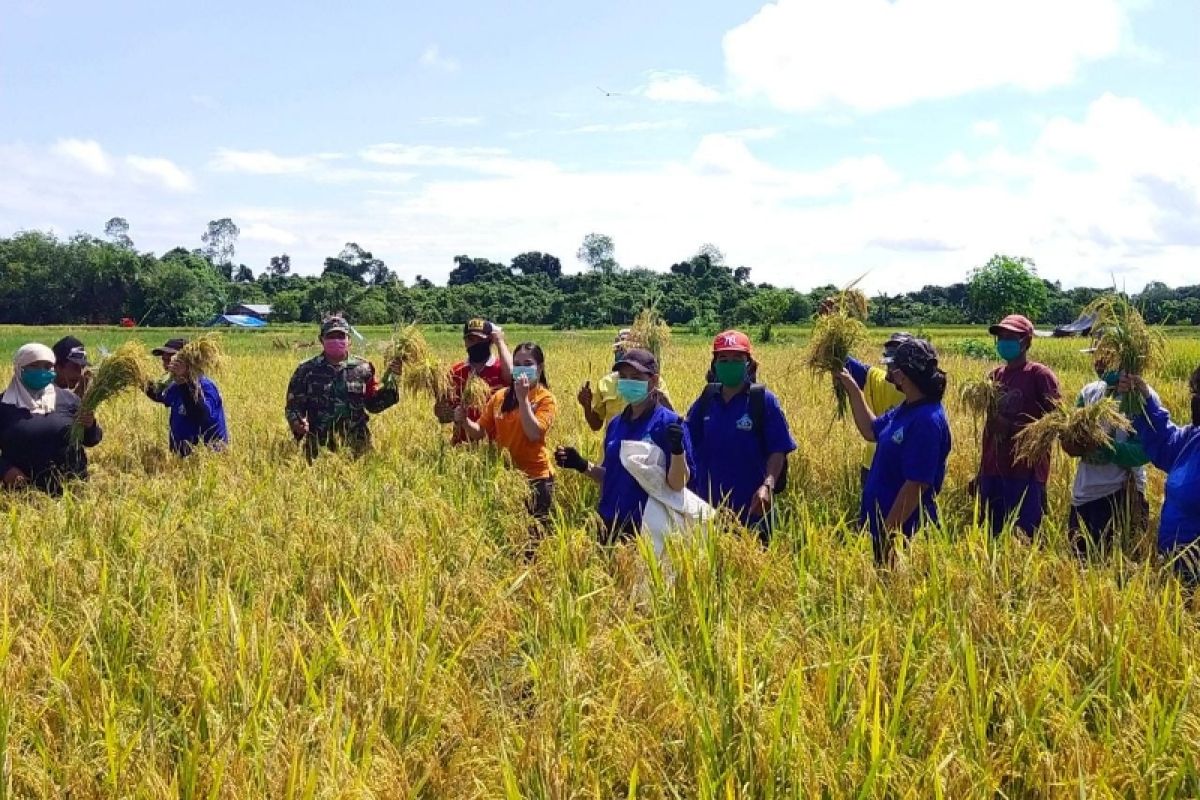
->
[[206, 314, 268, 328], [227, 303, 272, 320]]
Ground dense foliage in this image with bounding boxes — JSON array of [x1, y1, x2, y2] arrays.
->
[[2, 227, 1199, 330]]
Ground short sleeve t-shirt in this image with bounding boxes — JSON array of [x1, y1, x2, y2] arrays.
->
[[597, 402, 695, 529], [593, 372, 673, 420], [479, 385, 557, 479], [861, 400, 952, 539], [686, 386, 796, 522], [861, 367, 904, 471], [981, 361, 1061, 482], [1070, 380, 1152, 505]]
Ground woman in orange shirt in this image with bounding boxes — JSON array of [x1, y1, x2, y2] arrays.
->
[[456, 343, 558, 545]]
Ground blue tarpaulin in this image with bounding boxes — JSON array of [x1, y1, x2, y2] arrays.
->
[[205, 314, 267, 328]]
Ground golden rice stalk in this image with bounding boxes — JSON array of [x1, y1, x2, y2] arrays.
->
[[461, 374, 492, 412], [173, 334, 224, 378], [630, 305, 671, 361], [958, 378, 1001, 421], [1061, 398, 1135, 455], [386, 324, 430, 367], [403, 356, 451, 400], [1083, 294, 1165, 413], [71, 340, 153, 446], [1014, 399, 1133, 467], [835, 288, 869, 321], [805, 312, 867, 417]]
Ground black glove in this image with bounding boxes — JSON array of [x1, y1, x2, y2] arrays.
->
[[665, 422, 685, 455], [555, 446, 588, 473]]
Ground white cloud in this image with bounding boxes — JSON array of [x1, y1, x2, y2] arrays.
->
[[972, 120, 1001, 137], [52, 138, 113, 175], [419, 44, 459, 72], [211, 148, 328, 175], [359, 143, 557, 178], [2, 95, 1197, 292], [126, 156, 194, 192], [567, 120, 684, 134], [724, 0, 1128, 112], [240, 222, 298, 245], [419, 115, 483, 127], [640, 71, 722, 103], [190, 94, 219, 110]]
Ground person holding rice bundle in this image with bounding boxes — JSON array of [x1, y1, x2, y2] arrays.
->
[[1118, 372, 1200, 585], [51, 335, 92, 396], [556, 348, 694, 543], [838, 338, 951, 566], [457, 343, 558, 547], [285, 316, 403, 459], [437, 318, 512, 444], [1059, 347, 1154, 558], [145, 338, 229, 456], [844, 332, 910, 485], [577, 328, 673, 431], [686, 330, 795, 540], [971, 314, 1061, 538], [0, 343, 101, 495]]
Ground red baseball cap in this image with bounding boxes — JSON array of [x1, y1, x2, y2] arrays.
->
[[712, 330, 752, 354], [989, 314, 1034, 337]]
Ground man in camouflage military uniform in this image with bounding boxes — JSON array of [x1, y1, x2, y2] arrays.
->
[[285, 316, 403, 460]]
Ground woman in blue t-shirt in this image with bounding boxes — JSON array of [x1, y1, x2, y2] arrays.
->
[[838, 338, 951, 566], [556, 348, 694, 543], [685, 330, 796, 540]]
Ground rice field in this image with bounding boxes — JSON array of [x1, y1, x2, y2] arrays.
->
[[1, 323, 1199, 798]]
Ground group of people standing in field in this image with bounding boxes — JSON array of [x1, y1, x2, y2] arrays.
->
[[2, 312, 1198, 581]]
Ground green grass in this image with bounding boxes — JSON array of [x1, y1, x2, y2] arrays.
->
[[0, 324, 1198, 797]]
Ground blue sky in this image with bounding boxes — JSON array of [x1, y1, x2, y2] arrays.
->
[[1, 0, 1197, 292]]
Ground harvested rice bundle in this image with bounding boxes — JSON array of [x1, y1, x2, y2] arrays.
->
[[1014, 398, 1133, 467], [403, 356, 451, 400], [461, 373, 492, 412], [837, 288, 869, 321], [71, 340, 153, 446], [630, 304, 671, 361], [806, 312, 867, 417], [1083, 295, 1165, 413], [172, 334, 224, 379], [385, 324, 431, 367], [958, 378, 1001, 432]]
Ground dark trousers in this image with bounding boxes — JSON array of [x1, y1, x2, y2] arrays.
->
[[524, 478, 555, 557], [1068, 484, 1148, 559], [977, 476, 1047, 537]]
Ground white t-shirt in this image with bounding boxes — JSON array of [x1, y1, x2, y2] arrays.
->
[[1070, 381, 1153, 506]]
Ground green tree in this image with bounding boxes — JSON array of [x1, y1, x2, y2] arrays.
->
[[104, 217, 134, 249], [967, 254, 1049, 322], [201, 218, 241, 279], [577, 233, 618, 274]]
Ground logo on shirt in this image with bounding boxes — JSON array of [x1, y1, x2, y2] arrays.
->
[[891, 426, 905, 445], [736, 413, 754, 432]]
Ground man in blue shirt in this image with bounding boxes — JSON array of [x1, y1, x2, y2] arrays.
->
[[686, 330, 796, 539], [147, 338, 229, 455], [556, 348, 693, 543], [1122, 374, 1200, 584], [839, 338, 952, 565]]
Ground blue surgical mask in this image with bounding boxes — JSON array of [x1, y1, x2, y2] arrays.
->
[[20, 368, 56, 392], [1102, 370, 1120, 387], [616, 378, 650, 404], [996, 340, 1022, 362], [512, 365, 539, 384]]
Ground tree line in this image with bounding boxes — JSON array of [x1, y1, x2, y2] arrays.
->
[[2, 219, 1199, 332]]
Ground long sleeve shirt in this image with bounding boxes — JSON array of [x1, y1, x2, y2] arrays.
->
[[0, 388, 103, 495], [1132, 393, 1200, 551], [285, 355, 398, 449], [150, 377, 229, 455]]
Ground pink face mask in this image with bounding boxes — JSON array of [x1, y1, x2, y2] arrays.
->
[[323, 338, 349, 359]]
